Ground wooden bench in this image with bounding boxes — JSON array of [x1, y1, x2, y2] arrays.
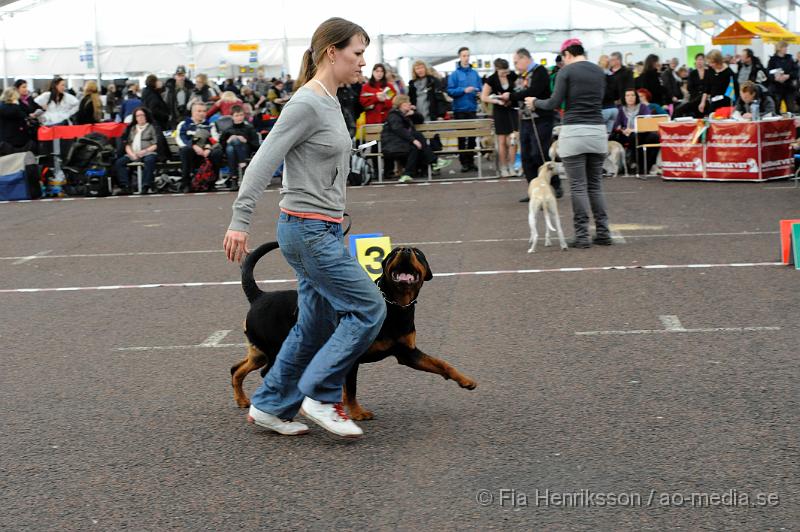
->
[[361, 118, 495, 182]]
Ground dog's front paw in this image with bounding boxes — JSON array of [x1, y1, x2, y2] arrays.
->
[[349, 408, 374, 421], [459, 377, 478, 390]]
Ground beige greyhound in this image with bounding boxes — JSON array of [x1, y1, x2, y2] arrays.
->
[[528, 162, 568, 253]]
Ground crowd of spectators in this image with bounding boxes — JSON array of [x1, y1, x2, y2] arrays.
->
[[0, 40, 798, 192]]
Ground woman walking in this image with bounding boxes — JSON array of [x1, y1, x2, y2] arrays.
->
[[223, 18, 384, 439], [526, 38, 611, 248]]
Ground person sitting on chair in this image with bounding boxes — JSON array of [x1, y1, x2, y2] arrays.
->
[[380, 95, 451, 183], [177, 101, 223, 192], [610, 89, 656, 172], [220, 105, 260, 179], [114, 106, 165, 194], [733, 81, 776, 120]]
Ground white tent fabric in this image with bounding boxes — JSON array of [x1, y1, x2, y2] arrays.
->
[[0, 0, 789, 82]]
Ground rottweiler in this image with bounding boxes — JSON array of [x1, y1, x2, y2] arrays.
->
[[230, 242, 477, 420]]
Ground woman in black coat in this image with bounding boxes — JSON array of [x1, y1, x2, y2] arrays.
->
[[635, 54, 667, 106], [142, 74, 171, 131], [0, 87, 35, 155]]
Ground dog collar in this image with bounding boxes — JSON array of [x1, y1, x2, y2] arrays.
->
[[377, 279, 418, 308]]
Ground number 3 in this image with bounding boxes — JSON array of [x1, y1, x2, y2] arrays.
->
[[363, 246, 385, 275]]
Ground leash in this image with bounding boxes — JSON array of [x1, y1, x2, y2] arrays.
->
[[528, 112, 547, 167]]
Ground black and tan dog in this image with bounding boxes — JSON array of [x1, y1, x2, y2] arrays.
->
[[230, 242, 477, 420]]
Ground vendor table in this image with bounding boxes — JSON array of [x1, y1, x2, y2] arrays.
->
[[659, 118, 795, 181]]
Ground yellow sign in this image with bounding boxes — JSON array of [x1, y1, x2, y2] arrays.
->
[[228, 43, 259, 52], [355, 236, 392, 280]]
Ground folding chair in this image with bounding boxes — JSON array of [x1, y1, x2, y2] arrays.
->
[[634, 114, 670, 179]]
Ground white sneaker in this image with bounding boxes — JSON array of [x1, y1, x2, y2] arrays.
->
[[247, 405, 310, 435], [299, 397, 363, 438]]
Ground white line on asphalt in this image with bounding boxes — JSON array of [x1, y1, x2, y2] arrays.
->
[[611, 231, 626, 244], [12, 250, 51, 265], [115, 342, 247, 352], [0, 261, 784, 294], [0, 178, 527, 205], [0, 230, 780, 262], [200, 330, 231, 346], [576, 326, 781, 336]]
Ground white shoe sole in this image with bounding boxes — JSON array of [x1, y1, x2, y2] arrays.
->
[[299, 408, 363, 439], [247, 414, 309, 436]]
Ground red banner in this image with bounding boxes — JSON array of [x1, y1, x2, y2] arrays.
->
[[38, 122, 127, 141], [759, 119, 795, 179], [659, 121, 705, 179], [660, 118, 796, 181], [705, 121, 759, 180]]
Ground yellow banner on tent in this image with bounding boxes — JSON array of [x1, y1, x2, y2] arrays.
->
[[228, 43, 259, 52], [712, 21, 800, 45]]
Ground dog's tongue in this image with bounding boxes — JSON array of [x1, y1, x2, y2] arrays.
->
[[397, 273, 415, 283]]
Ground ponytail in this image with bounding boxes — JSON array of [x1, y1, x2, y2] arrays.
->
[[296, 49, 317, 90], [295, 18, 370, 91]]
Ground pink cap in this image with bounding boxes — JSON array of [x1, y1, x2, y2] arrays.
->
[[560, 38, 583, 53]]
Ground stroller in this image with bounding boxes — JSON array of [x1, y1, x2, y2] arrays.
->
[[61, 133, 116, 197]]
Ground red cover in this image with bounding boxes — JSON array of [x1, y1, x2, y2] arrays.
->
[[660, 118, 795, 181], [659, 121, 705, 179], [705, 121, 759, 180], [38, 122, 127, 141], [759, 119, 795, 180]]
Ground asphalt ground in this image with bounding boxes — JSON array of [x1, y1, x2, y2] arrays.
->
[[1, 172, 798, 530]]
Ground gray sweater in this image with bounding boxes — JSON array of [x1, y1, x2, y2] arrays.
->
[[534, 60, 606, 125], [229, 86, 351, 232]]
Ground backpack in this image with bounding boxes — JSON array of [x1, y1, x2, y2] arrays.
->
[[192, 159, 215, 191], [348, 143, 374, 186]]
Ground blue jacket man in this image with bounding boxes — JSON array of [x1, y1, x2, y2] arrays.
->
[[447, 47, 483, 171]]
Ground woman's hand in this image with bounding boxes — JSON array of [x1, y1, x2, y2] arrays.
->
[[698, 100, 706, 113], [524, 96, 536, 109], [224, 230, 250, 263], [413, 139, 423, 150]]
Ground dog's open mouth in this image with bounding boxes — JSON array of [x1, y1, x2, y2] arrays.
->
[[391, 272, 419, 284]]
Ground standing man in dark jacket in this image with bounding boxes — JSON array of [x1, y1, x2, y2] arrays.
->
[[447, 47, 482, 172], [736, 48, 768, 86], [500, 47, 559, 200], [767, 41, 797, 112], [142, 74, 171, 131], [602, 52, 633, 133], [164, 66, 195, 129]]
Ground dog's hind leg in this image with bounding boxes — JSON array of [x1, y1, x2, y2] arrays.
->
[[231, 343, 269, 408], [527, 199, 539, 253], [542, 201, 555, 247], [397, 349, 477, 390], [343, 364, 374, 421], [549, 198, 568, 250]]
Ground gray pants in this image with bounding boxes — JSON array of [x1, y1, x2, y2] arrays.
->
[[562, 153, 610, 242]]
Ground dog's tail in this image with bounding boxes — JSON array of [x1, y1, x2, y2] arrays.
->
[[241, 241, 280, 303], [542, 199, 557, 232]]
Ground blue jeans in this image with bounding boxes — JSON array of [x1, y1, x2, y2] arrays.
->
[[225, 139, 251, 170], [601, 107, 618, 134], [115, 153, 157, 188], [249, 212, 387, 419]]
